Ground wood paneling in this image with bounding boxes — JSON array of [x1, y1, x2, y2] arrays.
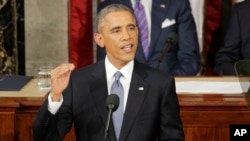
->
[[0, 101, 19, 141], [15, 101, 43, 141], [179, 94, 250, 141]]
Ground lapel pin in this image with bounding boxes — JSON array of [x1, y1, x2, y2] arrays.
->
[[138, 87, 144, 91], [160, 4, 166, 8]]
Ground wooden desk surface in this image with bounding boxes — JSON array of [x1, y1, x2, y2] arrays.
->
[[0, 76, 248, 106], [0, 76, 248, 99], [0, 76, 245, 108], [175, 76, 241, 82], [175, 76, 250, 108], [0, 79, 49, 101]]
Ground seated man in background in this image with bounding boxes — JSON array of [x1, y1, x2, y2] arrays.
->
[[33, 4, 184, 141], [97, 0, 201, 76], [214, 0, 250, 75]]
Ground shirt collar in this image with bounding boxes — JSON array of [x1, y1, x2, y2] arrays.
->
[[105, 56, 134, 82]]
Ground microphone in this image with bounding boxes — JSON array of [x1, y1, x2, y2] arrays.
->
[[157, 32, 178, 69], [104, 94, 119, 141]]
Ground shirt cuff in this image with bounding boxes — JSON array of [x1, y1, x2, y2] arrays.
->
[[48, 93, 63, 114]]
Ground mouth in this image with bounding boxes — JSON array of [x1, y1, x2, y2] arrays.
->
[[121, 44, 133, 52]]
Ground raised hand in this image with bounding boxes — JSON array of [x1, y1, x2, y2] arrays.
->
[[50, 63, 75, 101]]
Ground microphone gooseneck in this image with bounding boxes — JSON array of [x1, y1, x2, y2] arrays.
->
[[157, 32, 178, 69], [104, 94, 119, 141]]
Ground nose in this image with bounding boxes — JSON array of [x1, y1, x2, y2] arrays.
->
[[121, 29, 131, 41]]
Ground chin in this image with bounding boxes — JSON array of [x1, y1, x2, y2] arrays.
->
[[125, 56, 135, 62]]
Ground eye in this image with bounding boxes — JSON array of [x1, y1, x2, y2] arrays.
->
[[111, 28, 120, 33], [128, 26, 136, 31], [114, 29, 119, 33]]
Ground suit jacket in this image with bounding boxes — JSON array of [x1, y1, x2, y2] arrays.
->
[[97, 0, 201, 76], [33, 60, 184, 141], [214, 1, 250, 75]]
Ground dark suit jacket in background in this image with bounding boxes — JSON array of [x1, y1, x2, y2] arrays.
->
[[97, 0, 201, 76], [214, 1, 250, 75], [33, 60, 184, 141]]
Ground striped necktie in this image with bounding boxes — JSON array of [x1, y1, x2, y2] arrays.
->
[[111, 71, 124, 140], [134, 0, 150, 58]]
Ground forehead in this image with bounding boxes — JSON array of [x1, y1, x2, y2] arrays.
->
[[103, 11, 136, 26]]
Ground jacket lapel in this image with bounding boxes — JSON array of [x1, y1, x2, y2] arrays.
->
[[119, 62, 149, 141], [90, 60, 116, 140], [149, 0, 169, 57]]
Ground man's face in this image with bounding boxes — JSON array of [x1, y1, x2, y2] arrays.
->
[[94, 11, 138, 69]]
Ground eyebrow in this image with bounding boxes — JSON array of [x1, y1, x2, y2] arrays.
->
[[110, 26, 121, 32], [127, 24, 136, 28], [110, 24, 136, 31]]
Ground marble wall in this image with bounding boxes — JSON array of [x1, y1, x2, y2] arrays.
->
[[0, 0, 17, 75], [25, 0, 69, 76]]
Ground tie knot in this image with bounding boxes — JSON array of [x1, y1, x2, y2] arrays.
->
[[135, 0, 142, 8], [114, 71, 122, 81]]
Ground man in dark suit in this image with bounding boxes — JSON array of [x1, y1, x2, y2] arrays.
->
[[33, 4, 184, 141], [214, 1, 250, 75], [97, 0, 201, 76]]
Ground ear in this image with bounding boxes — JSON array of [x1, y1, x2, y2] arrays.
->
[[94, 33, 105, 48]]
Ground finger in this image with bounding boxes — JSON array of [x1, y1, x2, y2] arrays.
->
[[51, 63, 75, 79]]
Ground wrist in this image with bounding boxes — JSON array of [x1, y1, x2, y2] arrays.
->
[[51, 92, 62, 102]]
